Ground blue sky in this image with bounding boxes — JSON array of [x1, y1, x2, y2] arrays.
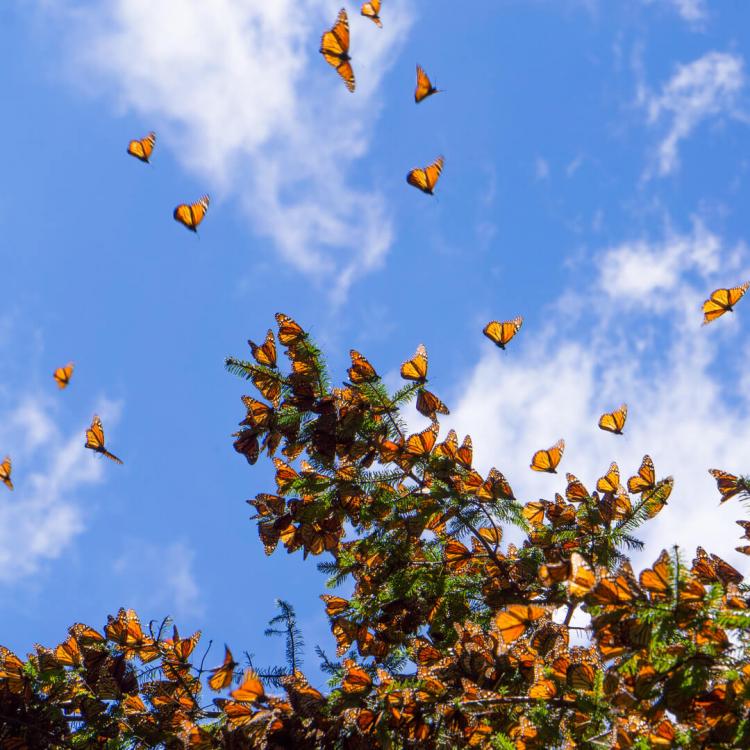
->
[[2, 0, 750, 685]]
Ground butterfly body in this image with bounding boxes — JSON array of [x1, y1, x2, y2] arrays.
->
[[85, 415, 123, 465], [406, 156, 444, 195], [320, 9, 355, 92], [173, 195, 210, 232]]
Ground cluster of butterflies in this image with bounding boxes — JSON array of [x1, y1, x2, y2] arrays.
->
[[126, 131, 210, 232], [319, 5, 445, 196], [0, 363, 123, 493]]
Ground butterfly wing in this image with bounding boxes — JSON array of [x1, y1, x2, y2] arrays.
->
[[0, 456, 13, 491], [53, 362, 74, 389]]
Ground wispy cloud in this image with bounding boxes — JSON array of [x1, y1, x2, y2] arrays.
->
[[639, 51, 746, 177], [0, 397, 121, 583], [438, 220, 750, 568], [48, 0, 413, 301], [643, 0, 707, 23], [113, 539, 203, 618]]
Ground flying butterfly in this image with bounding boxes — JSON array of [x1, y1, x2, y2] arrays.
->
[[415, 65, 440, 103], [126, 131, 156, 163], [598, 404, 627, 435], [400, 343, 428, 382], [84, 415, 123, 465], [0, 456, 12, 491], [320, 9, 355, 92], [530, 439, 565, 473], [173, 194, 210, 232], [406, 156, 444, 195], [416, 388, 449, 421], [53, 362, 74, 390], [483, 317, 522, 350], [361, 0, 382, 27], [208, 645, 238, 691], [231, 669, 266, 703], [702, 281, 749, 325], [248, 330, 277, 368]]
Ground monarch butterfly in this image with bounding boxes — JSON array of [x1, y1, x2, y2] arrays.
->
[[627, 455, 655, 494], [415, 388, 449, 421], [320, 9, 355, 92], [708, 468, 747, 503], [407, 156, 444, 195], [320, 595, 349, 617], [483, 317, 522, 349], [173, 194, 210, 232], [598, 403, 627, 434], [400, 343, 428, 381], [85, 415, 123, 464], [361, 0, 382, 27], [529, 678, 557, 700], [530, 439, 564, 473], [596, 462, 620, 495], [126, 131, 156, 163], [0, 456, 12, 490], [702, 281, 749, 324], [342, 661, 373, 696], [495, 604, 547, 643], [275, 312, 306, 346], [53, 362, 74, 389], [230, 669, 266, 703], [415, 64, 440, 103], [348, 350, 378, 384], [639, 550, 671, 600], [104, 609, 158, 660], [444, 538, 472, 572], [248, 330, 277, 368], [565, 473, 590, 502], [208, 645, 237, 691], [404, 422, 439, 457], [568, 553, 596, 598], [456, 434, 473, 468]]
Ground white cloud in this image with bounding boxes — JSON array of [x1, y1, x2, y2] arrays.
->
[[0, 397, 121, 582], [643, 0, 707, 23], [48, 0, 413, 301], [639, 52, 746, 177], [113, 539, 203, 618], [441, 220, 750, 571]]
